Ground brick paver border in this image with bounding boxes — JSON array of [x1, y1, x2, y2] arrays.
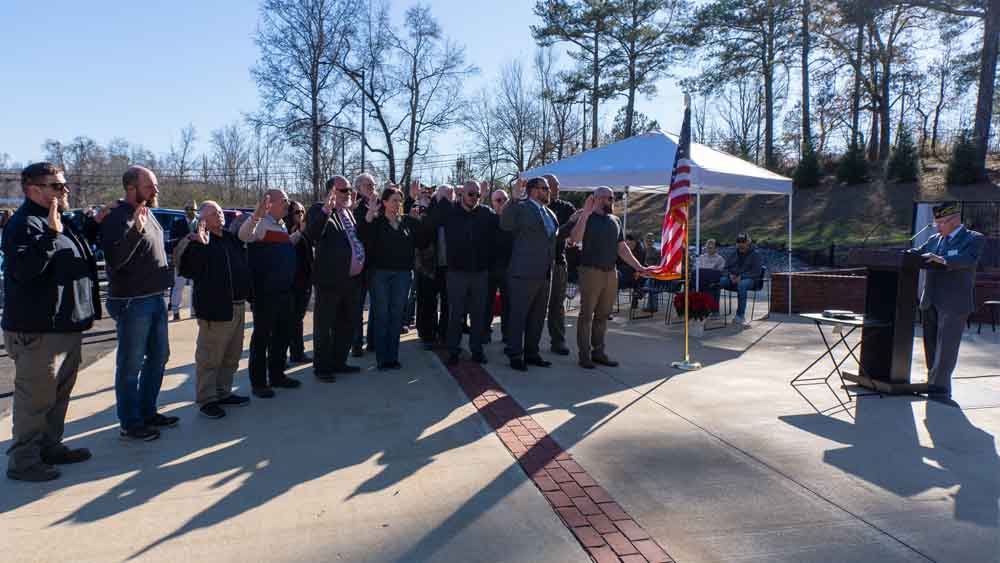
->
[[438, 354, 675, 563]]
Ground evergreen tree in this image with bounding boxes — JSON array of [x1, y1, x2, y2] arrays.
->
[[793, 139, 822, 188], [946, 130, 980, 186], [887, 127, 919, 183], [836, 142, 867, 185]]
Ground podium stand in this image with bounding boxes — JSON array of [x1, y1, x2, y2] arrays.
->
[[841, 249, 926, 394]]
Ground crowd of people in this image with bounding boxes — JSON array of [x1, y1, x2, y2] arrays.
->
[[2, 160, 766, 482]]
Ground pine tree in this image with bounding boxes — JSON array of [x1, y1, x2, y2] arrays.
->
[[946, 130, 980, 186], [793, 139, 822, 188], [836, 142, 867, 185], [887, 127, 919, 183]]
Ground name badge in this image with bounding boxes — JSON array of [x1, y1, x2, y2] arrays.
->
[[947, 249, 958, 257]]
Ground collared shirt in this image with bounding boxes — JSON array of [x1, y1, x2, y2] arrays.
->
[[336, 207, 366, 276], [937, 225, 966, 254], [529, 198, 556, 236], [238, 213, 287, 243]]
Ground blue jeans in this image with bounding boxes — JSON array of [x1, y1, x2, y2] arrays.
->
[[371, 270, 412, 364], [354, 286, 375, 348], [106, 295, 170, 430], [719, 277, 755, 318]]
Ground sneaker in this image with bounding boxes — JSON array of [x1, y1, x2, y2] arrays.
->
[[119, 427, 160, 442], [217, 394, 250, 407], [7, 463, 60, 482], [271, 376, 301, 389], [592, 354, 619, 367], [252, 386, 275, 399], [200, 403, 226, 419], [41, 446, 92, 465], [146, 413, 179, 428]]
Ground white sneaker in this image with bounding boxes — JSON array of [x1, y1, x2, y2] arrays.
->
[[734, 315, 746, 328]]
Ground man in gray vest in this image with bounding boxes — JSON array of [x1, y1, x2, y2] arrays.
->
[[912, 202, 985, 400]]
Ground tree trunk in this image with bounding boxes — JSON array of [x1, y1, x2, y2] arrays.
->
[[763, 9, 776, 170], [625, 62, 637, 139], [591, 32, 600, 148], [868, 110, 880, 161], [801, 0, 812, 149], [311, 96, 321, 201], [879, 57, 892, 160], [972, 0, 1000, 180], [851, 22, 863, 147]]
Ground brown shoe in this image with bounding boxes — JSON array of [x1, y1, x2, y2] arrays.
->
[[578, 357, 596, 369], [592, 354, 619, 367]]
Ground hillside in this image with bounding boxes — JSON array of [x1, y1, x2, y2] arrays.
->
[[622, 157, 1000, 250]]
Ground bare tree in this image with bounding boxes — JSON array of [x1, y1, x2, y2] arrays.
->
[[167, 124, 198, 184], [716, 77, 764, 161], [494, 60, 543, 175], [463, 89, 506, 185], [210, 123, 251, 201], [252, 0, 359, 200]]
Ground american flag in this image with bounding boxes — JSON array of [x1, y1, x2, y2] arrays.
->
[[649, 98, 692, 280]]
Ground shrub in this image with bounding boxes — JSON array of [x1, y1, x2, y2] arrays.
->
[[793, 140, 822, 188], [946, 130, 980, 186], [836, 142, 868, 185], [887, 127, 919, 183]]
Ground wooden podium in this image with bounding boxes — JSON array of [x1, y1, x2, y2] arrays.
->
[[842, 249, 926, 394]]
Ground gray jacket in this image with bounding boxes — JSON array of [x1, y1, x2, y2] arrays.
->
[[725, 246, 763, 281], [500, 198, 558, 280], [913, 227, 985, 316]]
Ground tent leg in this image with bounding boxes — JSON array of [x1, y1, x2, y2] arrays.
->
[[696, 193, 701, 289], [788, 193, 793, 315], [623, 187, 629, 232]]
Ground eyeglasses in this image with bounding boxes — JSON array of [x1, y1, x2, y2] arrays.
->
[[30, 182, 69, 191], [293, 209, 305, 215], [465, 191, 480, 197], [492, 199, 507, 204], [337, 188, 353, 194]]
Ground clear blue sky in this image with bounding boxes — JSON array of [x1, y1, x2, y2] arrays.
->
[[0, 0, 687, 168]]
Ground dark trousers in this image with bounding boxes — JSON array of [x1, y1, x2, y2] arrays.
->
[[446, 270, 488, 356], [404, 276, 418, 326], [547, 262, 568, 348], [416, 267, 448, 343], [288, 286, 311, 360], [507, 275, 551, 360], [314, 281, 362, 374], [249, 292, 292, 389], [486, 269, 510, 343], [353, 284, 375, 349], [922, 305, 968, 393]]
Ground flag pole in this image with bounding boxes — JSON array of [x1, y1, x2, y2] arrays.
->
[[672, 190, 700, 371]]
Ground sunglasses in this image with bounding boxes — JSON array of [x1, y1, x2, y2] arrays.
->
[[336, 188, 353, 194], [465, 191, 480, 197], [31, 182, 69, 191]]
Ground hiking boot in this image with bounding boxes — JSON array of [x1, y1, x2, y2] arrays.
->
[[7, 463, 60, 482], [200, 403, 226, 419], [119, 427, 160, 442], [145, 413, 179, 428]]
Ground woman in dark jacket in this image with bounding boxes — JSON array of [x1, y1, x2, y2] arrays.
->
[[360, 186, 421, 370], [285, 200, 314, 364]]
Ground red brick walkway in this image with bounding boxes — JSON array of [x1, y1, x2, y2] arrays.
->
[[439, 355, 675, 563]]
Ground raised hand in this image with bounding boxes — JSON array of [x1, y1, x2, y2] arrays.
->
[[194, 220, 209, 244], [322, 188, 336, 214], [254, 193, 271, 220], [582, 195, 596, 214], [514, 177, 526, 200], [48, 197, 63, 233], [366, 199, 381, 223], [410, 179, 421, 201], [133, 204, 148, 233]]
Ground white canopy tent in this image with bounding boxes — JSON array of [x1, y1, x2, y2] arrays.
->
[[523, 130, 795, 313]]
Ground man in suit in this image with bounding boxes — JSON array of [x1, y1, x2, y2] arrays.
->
[[500, 177, 559, 372], [912, 202, 985, 400], [306, 176, 367, 380]]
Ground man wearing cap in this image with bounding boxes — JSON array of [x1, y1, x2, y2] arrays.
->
[[719, 233, 762, 328], [563, 187, 650, 369], [912, 202, 985, 400], [169, 202, 198, 321]]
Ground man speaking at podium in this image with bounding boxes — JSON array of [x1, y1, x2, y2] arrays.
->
[[912, 202, 984, 400]]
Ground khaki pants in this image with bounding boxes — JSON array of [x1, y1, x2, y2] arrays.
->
[[577, 266, 617, 361], [4, 331, 82, 472], [195, 303, 245, 405]]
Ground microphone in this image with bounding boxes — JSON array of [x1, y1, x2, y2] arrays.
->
[[909, 222, 936, 241]]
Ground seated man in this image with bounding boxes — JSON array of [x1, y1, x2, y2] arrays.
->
[[718, 233, 761, 327], [696, 238, 726, 307]]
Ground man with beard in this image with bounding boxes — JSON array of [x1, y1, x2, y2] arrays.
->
[[500, 177, 559, 372], [101, 165, 177, 441], [564, 187, 650, 369], [3, 163, 102, 480], [542, 174, 575, 355]]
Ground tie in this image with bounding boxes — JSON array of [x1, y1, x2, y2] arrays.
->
[[539, 205, 555, 237]]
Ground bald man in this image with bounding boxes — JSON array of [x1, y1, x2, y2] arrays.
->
[[239, 189, 301, 398], [543, 174, 576, 355], [101, 165, 177, 441]]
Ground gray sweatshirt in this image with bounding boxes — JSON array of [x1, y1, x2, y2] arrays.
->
[[100, 201, 173, 298]]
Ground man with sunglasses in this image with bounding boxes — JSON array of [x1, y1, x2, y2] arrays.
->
[[306, 176, 367, 379], [2, 163, 101, 480], [426, 180, 496, 365], [500, 176, 561, 372]]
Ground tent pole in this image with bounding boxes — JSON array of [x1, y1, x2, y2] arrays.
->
[[623, 187, 629, 232], [787, 193, 793, 315], [696, 192, 701, 289]]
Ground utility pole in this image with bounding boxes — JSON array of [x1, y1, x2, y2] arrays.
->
[[360, 69, 366, 173]]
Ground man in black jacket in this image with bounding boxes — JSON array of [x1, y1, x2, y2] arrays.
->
[[175, 201, 252, 419], [543, 174, 576, 355], [306, 176, 367, 380], [2, 162, 101, 481], [426, 181, 496, 365]]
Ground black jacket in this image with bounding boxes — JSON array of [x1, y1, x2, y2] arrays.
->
[[305, 203, 365, 290], [100, 201, 173, 298], [426, 198, 496, 272], [177, 230, 252, 322], [1, 200, 102, 333]]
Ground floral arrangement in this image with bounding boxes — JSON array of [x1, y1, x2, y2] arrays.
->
[[673, 291, 719, 321]]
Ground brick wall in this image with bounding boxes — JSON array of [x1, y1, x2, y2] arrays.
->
[[771, 270, 867, 314]]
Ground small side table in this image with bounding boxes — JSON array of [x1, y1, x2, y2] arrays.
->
[[980, 300, 1000, 334]]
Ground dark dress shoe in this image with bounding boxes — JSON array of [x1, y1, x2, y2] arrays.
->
[[333, 364, 361, 374], [271, 376, 301, 389], [377, 362, 390, 371], [252, 386, 276, 399], [525, 356, 552, 368], [199, 403, 226, 419], [289, 354, 313, 364], [218, 394, 250, 407], [551, 346, 571, 356], [510, 358, 528, 371], [315, 372, 337, 383], [578, 358, 596, 369], [592, 354, 619, 367], [145, 413, 180, 428], [7, 463, 60, 482], [41, 446, 92, 465], [119, 426, 161, 441], [351, 346, 365, 357]]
